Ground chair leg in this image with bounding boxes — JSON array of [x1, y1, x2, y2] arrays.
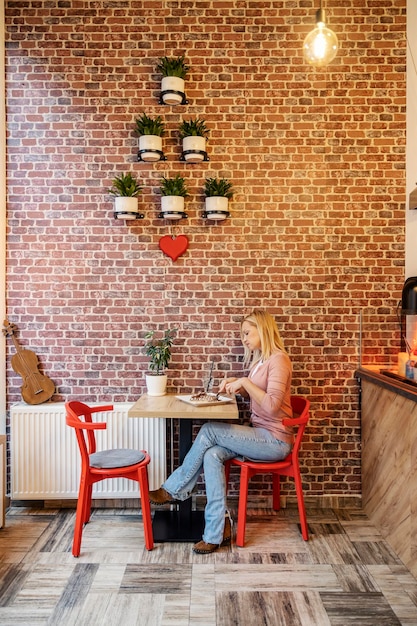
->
[[236, 465, 250, 547], [82, 484, 93, 524], [72, 479, 89, 557], [138, 466, 154, 551], [272, 474, 281, 511], [224, 460, 230, 494], [293, 469, 309, 541]]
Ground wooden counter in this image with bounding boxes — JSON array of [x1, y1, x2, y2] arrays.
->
[[356, 367, 417, 579], [356, 366, 417, 401]]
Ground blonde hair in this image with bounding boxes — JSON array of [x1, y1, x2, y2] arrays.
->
[[241, 309, 286, 367]]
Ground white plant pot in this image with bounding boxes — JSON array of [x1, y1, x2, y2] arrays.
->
[[182, 135, 206, 163], [161, 76, 185, 105], [161, 195, 185, 220], [145, 373, 168, 396], [114, 196, 140, 220], [204, 196, 230, 220], [139, 135, 163, 162]]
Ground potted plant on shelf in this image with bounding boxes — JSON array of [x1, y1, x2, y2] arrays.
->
[[144, 327, 177, 396], [107, 172, 144, 220], [203, 177, 234, 220], [179, 117, 210, 163], [157, 55, 189, 105], [159, 174, 189, 220], [135, 112, 166, 162]]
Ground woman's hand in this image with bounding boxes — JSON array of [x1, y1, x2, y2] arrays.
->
[[218, 377, 237, 393], [225, 378, 245, 395], [218, 377, 250, 398]]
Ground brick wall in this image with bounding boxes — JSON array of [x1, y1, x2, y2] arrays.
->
[[4, 0, 407, 501]]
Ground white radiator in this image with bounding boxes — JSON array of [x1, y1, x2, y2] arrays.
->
[[10, 402, 166, 499]]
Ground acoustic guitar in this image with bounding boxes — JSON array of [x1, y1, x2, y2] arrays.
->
[[3, 320, 55, 404]]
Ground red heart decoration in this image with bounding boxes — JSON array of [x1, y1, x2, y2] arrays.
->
[[159, 235, 189, 261]]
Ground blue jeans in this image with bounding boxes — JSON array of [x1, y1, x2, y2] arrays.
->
[[163, 421, 292, 545]]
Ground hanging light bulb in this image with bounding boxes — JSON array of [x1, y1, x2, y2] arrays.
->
[[303, 5, 338, 67]]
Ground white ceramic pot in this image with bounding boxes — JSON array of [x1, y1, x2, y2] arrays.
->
[[161, 76, 185, 105], [139, 135, 163, 162], [145, 373, 168, 396], [161, 195, 185, 220], [114, 196, 140, 220], [182, 135, 206, 163], [204, 196, 230, 220]]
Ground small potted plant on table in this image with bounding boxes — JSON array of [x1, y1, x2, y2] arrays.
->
[[179, 117, 209, 163], [144, 328, 177, 396], [107, 172, 144, 220], [157, 55, 189, 105], [203, 177, 234, 221], [159, 174, 189, 220], [135, 112, 166, 162]]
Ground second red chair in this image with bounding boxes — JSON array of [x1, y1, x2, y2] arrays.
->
[[226, 395, 310, 547]]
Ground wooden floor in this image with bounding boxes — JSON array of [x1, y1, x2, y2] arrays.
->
[[0, 505, 417, 625]]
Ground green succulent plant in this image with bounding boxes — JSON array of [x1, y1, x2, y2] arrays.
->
[[160, 175, 189, 197], [179, 117, 209, 139], [203, 177, 234, 199], [144, 328, 177, 374], [134, 113, 165, 137], [107, 172, 142, 197], [156, 55, 189, 79]]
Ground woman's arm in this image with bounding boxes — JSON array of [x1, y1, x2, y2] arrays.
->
[[222, 353, 291, 413]]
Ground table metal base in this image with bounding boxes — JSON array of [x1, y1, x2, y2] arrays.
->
[[152, 508, 205, 543]]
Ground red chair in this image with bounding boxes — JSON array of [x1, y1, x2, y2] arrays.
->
[[65, 401, 154, 556], [226, 395, 310, 547]]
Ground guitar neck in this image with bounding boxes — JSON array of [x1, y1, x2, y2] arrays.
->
[[10, 334, 22, 354]]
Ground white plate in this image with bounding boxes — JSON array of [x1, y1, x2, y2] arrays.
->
[[176, 394, 233, 407]]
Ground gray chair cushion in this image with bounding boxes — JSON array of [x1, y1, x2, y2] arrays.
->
[[89, 448, 146, 469]]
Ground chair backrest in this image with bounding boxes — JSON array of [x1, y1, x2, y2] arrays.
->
[[65, 401, 113, 467], [284, 396, 310, 464]]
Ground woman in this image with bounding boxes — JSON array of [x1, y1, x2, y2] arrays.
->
[[149, 309, 293, 554]]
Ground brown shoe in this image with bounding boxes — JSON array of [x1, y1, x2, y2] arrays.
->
[[149, 488, 177, 505], [192, 513, 232, 554], [193, 540, 220, 554]]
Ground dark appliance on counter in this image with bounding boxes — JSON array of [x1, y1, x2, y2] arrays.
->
[[400, 276, 417, 352], [402, 276, 417, 312]]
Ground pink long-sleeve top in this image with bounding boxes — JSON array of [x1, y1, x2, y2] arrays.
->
[[249, 351, 293, 445]]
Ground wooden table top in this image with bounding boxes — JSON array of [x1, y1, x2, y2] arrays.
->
[[128, 393, 239, 420]]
